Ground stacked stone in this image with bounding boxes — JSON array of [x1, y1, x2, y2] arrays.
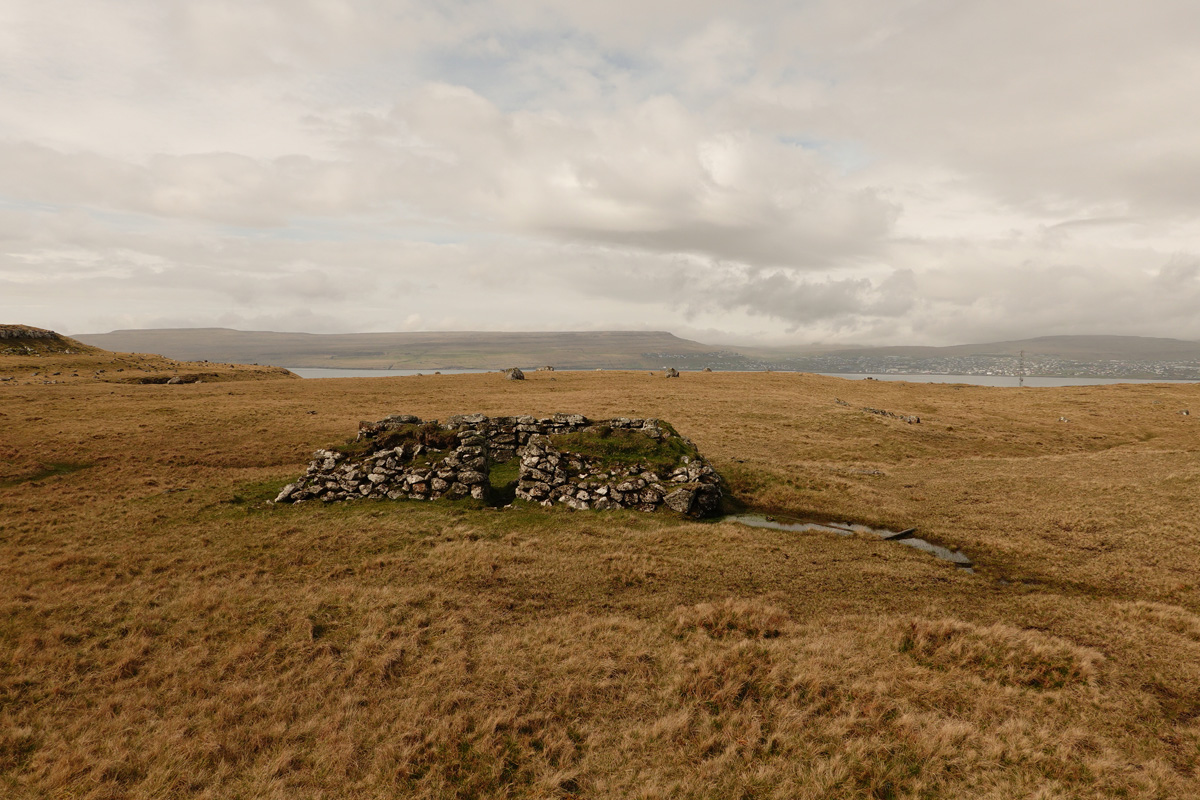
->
[[861, 406, 921, 424], [835, 399, 920, 424], [514, 433, 721, 517], [446, 412, 606, 461], [274, 435, 490, 504], [275, 412, 723, 517]]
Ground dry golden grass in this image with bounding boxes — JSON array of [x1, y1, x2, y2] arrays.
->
[[0, 346, 296, 386], [1, 366, 1199, 797]]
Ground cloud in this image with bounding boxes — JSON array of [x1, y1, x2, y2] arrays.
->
[[2, 1, 1199, 344]]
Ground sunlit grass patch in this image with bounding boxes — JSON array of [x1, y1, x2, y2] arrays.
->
[[1113, 601, 1200, 642], [672, 598, 791, 639]]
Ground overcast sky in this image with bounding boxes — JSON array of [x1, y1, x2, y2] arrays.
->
[[3, 1, 1199, 345]]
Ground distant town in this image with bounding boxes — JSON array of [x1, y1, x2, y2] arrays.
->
[[645, 351, 1200, 380]]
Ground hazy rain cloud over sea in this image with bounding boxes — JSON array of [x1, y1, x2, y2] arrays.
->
[[3, 0, 1200, 345]]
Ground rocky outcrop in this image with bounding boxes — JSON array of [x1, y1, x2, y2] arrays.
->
[[276, 413, 722, 517], [0, 325, 57, 340], [0, 325, 87, 356]]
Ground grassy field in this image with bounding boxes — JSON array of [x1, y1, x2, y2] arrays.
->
[[2, 366, 1199, 798], [0, 344, 296, 387]]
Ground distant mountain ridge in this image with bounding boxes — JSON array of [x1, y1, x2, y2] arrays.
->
[[73, 328, 731, 370], [70, 328, 1200, 375]]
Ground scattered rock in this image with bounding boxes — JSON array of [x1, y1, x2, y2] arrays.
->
[[504, 367, 525, 381], [665, 367, 680, 378], [861, 406, 919, 424], [836, 399, 917, 423]]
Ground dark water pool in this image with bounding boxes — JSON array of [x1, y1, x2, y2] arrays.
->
[[724, 514, 974, 572]]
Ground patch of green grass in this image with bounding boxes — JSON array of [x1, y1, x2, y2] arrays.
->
[[489, 458, 520, 489], [0, 461, 92, 488], [333, 422, 460, 459], [488, 458, 521, 506], [549, 428, 698, 473], [227, 479, 290, 511]]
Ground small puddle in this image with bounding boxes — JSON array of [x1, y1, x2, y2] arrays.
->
[[724, 514, 974, 572]]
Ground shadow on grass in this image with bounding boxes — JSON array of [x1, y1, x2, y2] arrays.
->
[[0, 461, 93, 489]]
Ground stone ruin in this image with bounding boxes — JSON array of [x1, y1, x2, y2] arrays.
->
[[274, 412, 723, 517]]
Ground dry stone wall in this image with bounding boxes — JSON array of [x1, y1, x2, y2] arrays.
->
[[515, 433, 720, 516], [274, 412, 722, 517]]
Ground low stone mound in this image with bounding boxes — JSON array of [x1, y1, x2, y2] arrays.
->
[[275, 413, 722, 517]]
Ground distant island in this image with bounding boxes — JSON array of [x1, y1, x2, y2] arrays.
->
[[72, 328, 1200, 380]]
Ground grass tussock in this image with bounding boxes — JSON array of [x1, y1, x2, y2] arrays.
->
[[899, 619, 1104, 690], [672, 598, 791, 639], [1113, 601, 1200, 642], [2, 369, 1200, 797]]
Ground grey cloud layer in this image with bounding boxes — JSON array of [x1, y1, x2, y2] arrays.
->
[[1, 1, 1198, 343]]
